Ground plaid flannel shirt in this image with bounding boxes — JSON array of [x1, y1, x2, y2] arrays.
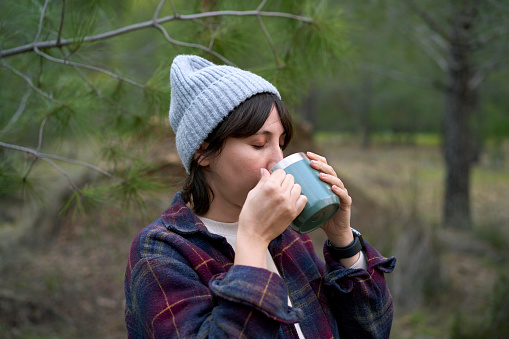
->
[[125, 192, 396, 338]]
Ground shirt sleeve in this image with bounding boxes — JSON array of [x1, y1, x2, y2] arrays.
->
[[125, 248, 303, 338], [323, 241, 397, 339]]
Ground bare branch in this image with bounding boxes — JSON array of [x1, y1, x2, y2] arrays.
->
[[34, 0, 51, 44], [33, 47, 152, 90], [257, 0, 268, 11], [168, 0, 177, 15], [1, 10, 313, 58], [153, 23, 235, 66], [0, 141, 126, 184], [71, 66, 134, 116], [359, 62, 434, 89], [256, 10, 282, 68], [153, 0, 166, 22], [37, 117, 48, 152], [57, 0, 66, 45], [40, 157, 81, 192], [0, 88, 31, 138], [1, 60, 69, 108], [409, 25, 449, 72], [405, 1, 450, 42]]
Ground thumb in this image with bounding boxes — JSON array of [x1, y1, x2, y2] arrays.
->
[[260, 168, 270, 180], [251, 168, 270, 194]]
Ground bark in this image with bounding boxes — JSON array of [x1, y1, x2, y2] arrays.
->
[[443, 1, 479, 229]]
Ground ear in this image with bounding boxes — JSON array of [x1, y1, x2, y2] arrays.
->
[[194, 142, 210, 167]]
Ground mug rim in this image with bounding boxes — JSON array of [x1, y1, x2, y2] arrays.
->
[[271, 152, 307, 172]]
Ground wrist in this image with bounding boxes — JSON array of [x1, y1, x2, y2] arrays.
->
[[327, 227, 365, 260], [234, 227, 270, 269], [327, 228, 355, 248]]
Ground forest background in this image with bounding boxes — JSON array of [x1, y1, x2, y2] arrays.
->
[[1, 0, 508, 338]]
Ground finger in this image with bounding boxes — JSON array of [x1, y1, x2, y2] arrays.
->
[[290, 182, 302, 201], [270, 168, 287, 183], [281, 173, 295, 191], [310, 159, 337, 177], [295, 194, 308, 213], [319, 172, 345, 189], [306, 151, 328, 164], [331, 185, 352, 208]]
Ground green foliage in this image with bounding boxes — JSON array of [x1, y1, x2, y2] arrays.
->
[[2, 0, 350, 221]]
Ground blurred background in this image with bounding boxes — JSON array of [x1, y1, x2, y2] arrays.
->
[[1, 0, 508, 338]]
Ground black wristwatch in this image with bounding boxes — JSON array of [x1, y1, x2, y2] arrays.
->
[[327, 227, 365, 259]]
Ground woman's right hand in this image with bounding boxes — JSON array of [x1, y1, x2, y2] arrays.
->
[[235, 168, 307, 268]]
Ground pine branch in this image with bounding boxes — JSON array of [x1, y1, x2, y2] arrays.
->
[[1, 9, 313, 59], [0, 142, 126, 184]]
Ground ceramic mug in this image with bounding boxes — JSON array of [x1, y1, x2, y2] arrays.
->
[[271, 152, 340, 234]]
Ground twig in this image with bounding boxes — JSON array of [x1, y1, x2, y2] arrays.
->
[[256, 8, 282, 68], [0, 88, 31, 138], [33, 47, 151, 90], [40, 157, 81, 192], [1, 10, 313, 58], [153, 0, 166, 22], [153, 23, 235, 66], [0, 141, 126, 184], [1, 60, 68, 108], [71, 65, 135, 116], [31, 0, 153, 90], [37, 117, 48, 152], [57, 0, 66, 46], [359, 62, 433, 89], [168, 0, 177, 15], [405, 1, 450, 42], [34, 0, 51, 44]]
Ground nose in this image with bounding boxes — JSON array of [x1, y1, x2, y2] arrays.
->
[[267, 145, 284, 170]]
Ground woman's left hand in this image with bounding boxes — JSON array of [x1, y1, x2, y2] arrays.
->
[[307, 151, 354, 248]]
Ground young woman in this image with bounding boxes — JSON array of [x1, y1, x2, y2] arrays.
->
[[124, 55, 396, 338]]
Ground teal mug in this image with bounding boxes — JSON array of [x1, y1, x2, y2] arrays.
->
[[271, 152, 340, 234]]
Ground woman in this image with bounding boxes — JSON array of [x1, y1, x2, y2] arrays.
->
[[125, 55, 396, 338]]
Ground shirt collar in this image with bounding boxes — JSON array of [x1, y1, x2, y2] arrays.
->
[[160, 191, 224, 241]]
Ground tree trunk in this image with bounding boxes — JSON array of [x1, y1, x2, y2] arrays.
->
[[443, 2, 478, 229]]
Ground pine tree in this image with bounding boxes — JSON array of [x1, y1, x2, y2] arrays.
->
[[0, 0, 348, 225]]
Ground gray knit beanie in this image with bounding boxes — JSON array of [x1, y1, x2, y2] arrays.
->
[[169, 55, 281, 173]]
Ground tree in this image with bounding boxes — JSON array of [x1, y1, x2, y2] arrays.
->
[[404, 0, 509, 229], [0, 0, 347, 222], [332, 0, 509, 229]]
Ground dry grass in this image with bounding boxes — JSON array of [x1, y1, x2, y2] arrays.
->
[[1, 139, 508, 338]]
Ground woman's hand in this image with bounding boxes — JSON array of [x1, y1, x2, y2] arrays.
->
[[235, 168, 307, 268], [307, 152, 358, 264]]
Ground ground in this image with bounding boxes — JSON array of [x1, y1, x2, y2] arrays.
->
[[1, 137, 508, 338]]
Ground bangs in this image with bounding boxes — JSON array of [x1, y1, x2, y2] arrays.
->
[[206, 92, 293, 150]]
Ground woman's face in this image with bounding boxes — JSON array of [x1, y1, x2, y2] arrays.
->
[[201, 106, 286, 222]]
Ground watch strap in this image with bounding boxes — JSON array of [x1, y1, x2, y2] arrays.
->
[[327, 228, 365, 259]]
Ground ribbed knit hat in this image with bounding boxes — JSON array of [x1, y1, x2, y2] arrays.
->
[[169, 55, 281, 173]]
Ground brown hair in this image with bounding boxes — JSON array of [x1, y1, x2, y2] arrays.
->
[[181, 92, 293, 215]]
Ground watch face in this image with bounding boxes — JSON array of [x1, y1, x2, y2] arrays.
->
[[351, 227, 361, 236]]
